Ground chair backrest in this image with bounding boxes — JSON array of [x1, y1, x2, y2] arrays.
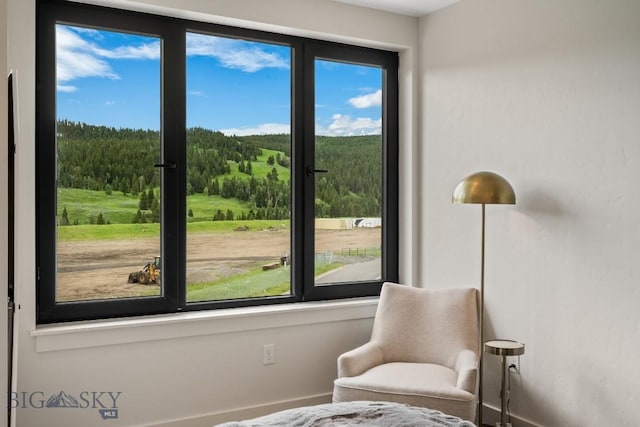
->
[[371, 282, 479, 369]]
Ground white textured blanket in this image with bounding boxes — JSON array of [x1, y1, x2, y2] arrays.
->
[[216, 401, 476, 426]]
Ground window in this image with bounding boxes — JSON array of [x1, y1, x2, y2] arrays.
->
[[36, 0, 398, 323], [184, 32, 293, 303]]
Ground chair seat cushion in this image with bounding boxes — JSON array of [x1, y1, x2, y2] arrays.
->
[[333, 362, 476, 420]]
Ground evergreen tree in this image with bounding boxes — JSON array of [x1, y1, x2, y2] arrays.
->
[[131, 175, 139, 196], [60, 207, 70, 226], [211, 178, 220, 195], [147, 188, 155, 207], [138, 176, 146, 193], [213, 209, 225, 221], [132, 210, 145, 224], [121, 179, 130, 195], [139, 191, 149, 210], [149, 196, 160, 223]]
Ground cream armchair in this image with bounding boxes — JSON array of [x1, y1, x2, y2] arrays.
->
[[332, 282, 479, 421]]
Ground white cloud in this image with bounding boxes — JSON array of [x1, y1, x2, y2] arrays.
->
[[56, 85, 77, 93], [96, 43, 161, 60], [56, 25, 160, 91], [56, 27, 119, 83], [348, 89, 382, 109], [70, 27, 104, 39], [317, 113, 381, 136], [219, 123, 290, 136], [186, 33, 289, 73], [189, 90, 205, 97], [105, 100, 116, 106], [217, 115, 381, 137]]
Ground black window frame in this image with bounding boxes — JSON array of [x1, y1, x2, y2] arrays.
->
[[36, 0, 398, 324]]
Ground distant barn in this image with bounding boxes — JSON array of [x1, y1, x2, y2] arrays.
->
[[353, 218, 382, 228], [314, 218, 382, 230]]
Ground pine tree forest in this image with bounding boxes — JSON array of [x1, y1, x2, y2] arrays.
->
[[56, 120, 382, 224]]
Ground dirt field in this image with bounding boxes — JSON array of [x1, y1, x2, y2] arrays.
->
[[56, 227, 381, 301]]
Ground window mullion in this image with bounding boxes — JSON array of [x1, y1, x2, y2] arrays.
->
[[381, 66, 399, 283], [291, 41, 306, 301], [300, 43, 318, 300], [161, 23, 187, 309]]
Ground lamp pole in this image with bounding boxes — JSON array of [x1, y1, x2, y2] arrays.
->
[[452, 171, 516, 427], [479, 203, 485, 427]]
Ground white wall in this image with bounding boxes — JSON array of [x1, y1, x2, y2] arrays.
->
[[8, 0, 418, 426], [420, 0, 640, 425]]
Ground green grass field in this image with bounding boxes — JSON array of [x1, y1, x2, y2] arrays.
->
[[186, 193, 250, 222], [57, 188, 141, 225], [58, 186, 278, 226], [58, 219, 289, 241], [226, 148, 291, 182], [187, 266, 290, 301], [186, 261, 342, 301]]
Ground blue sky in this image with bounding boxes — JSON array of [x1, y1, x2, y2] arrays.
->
[[56, 25, 382, 136]]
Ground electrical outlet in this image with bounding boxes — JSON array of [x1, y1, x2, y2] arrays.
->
[[263, 344, 275, 365], [507, 355, 520, 375]]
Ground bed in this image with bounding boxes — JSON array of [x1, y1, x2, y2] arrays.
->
[[215, 401, 476, 426]]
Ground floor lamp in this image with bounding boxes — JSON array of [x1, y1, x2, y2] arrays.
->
[[452, 171, 515, 427]]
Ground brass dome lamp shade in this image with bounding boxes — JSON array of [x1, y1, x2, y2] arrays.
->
[[452, 171, 515, 205], [452, 171, 515, 427]]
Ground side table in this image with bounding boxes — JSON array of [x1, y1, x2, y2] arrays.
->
[[484, 340, 525, 427]]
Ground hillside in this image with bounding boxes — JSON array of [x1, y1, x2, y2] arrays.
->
[[56, 121, 381, 225]]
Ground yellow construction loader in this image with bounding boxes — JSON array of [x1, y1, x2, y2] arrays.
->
[[128, 256, 161, 285]]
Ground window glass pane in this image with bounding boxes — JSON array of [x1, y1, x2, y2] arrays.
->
[[55, 24, 162, 302], [314, 59, 383, 286], [185, 33, 291, 302]]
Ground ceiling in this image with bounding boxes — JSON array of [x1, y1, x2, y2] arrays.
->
[[332, 0, 460, 17]]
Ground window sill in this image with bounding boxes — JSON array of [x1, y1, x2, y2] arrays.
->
[[31, 297, 379, 353]]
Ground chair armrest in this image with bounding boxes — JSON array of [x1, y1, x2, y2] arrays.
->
[[454, 349, 479, 394], [337, 341, 384, 378]]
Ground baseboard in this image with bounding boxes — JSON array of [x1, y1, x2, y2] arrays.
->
[[483, 403, 541, 427], [144, 393, 333, 427]]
